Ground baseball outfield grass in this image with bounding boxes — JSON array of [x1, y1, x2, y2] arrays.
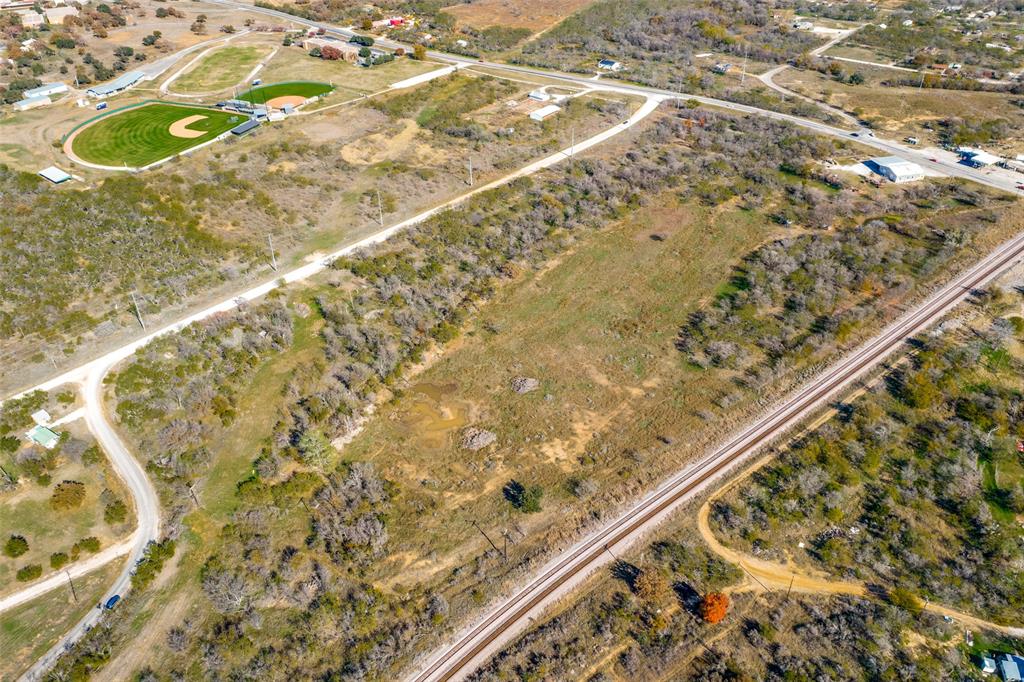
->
[[69, 103, 242, 168], [236, 80, 334, 104]]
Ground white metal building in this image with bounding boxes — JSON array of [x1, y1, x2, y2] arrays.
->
[[528, 89, 550, 102], [530, 104, 561, 121], [871, 156, 924, 183], [24, 82, 68, 98]]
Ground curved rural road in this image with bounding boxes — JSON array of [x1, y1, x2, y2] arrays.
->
[[8, 7, 1024, 677], [410, 226, 1024, 681], [5, 92, 663, 680], [756, 26, 862, 127], [18, 362, 162, 682], [696, 480, 1024, 638]]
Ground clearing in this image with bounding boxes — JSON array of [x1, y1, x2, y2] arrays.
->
[[441, 0, 596, 32], [171, 45, 274, 94]]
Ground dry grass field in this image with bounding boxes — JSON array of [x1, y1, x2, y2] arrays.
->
[[441, 0, 596, 32]]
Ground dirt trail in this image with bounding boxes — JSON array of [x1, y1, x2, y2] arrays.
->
[[697, 461, 1024, 638]]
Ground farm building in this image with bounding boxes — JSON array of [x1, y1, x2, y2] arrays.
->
[[14, 94, 50, 111], [528, 89, 550, 102], [26, 425, 60, 449], [530, 104, 561, 121], [597, 59, 623, 71], [870, 156, 924, 183], [712, 63, 735, 74], [87, 70, 145, 98], [24, 82, 68, 98]]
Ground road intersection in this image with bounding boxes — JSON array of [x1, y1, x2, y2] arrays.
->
[[6, 10, 1024, 679]]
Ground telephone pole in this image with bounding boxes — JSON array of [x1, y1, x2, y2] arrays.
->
[[130, 291, 146, 332], [267, 235, 278, 271], [467, 156, 474, 186], [65, 570, 78, 603], [376, 188, 384, 226], [570, 126, 575, 167]]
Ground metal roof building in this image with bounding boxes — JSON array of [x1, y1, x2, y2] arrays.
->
[[14, 94, 50, 111], [230, 119, 260, 136], [530, 104, 561, 121], [870, 156, 924, 183], [38, 166, 72, 183], [26, 425, 60, 449], [87, 70, 144, 98], [24, 82, 68, 98]]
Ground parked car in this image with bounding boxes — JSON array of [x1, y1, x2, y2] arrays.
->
[[95, 102, 108, 111], [103, 595, 121, 610]]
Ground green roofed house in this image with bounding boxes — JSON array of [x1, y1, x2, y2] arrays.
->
[[26, 425, 60, 449]]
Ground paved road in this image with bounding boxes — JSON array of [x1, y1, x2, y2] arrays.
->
[[204, 0, 1024, 197], [19, 363, 162, 682], [5, 91, 663, 680], [411, 226, 1024, 682], [6, 4, 1022, 676], [757, 27, 862, 127]]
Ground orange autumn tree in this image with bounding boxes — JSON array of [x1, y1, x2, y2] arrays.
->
[[700, 592, 729, 623]]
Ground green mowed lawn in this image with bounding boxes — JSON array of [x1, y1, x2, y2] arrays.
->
[[173, 46, 272, 94], [70, 103, 241, 167], [237, 80, 334, 103]]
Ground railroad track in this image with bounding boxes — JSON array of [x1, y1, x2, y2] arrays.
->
[[412, 228, 1024, 681]]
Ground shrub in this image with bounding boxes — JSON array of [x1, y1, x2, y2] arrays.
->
[[634, 568, 670, 604], [16, 564, 43, 581], [503, 480, 543, 513], [888, 587, 923, 614], [104, 499, 128, 524], [50, 480, 86, 510], [50, 552, 69, 569], [4, 534, 29, 557]]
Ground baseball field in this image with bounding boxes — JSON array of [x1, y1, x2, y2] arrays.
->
[[68, 102, 242, 168], [236, 81, 334, 108]]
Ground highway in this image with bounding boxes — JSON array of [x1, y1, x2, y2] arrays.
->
[[412, 224, 1024, 682], [6, 5, 1024, 677]]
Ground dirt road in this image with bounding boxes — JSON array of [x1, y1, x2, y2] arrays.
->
[[696, 462, 1024, 638]]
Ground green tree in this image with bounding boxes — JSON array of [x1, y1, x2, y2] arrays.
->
[[50, 552, 69, 569], [412, 43, 427, 60], [888, 586, 923, 614], [104, 499, 128, 524], [16, 564, 42, 582], [298, 429, 333, 469], [4, 534, 29, 557]]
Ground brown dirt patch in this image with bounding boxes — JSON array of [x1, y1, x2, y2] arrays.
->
[[442, 0, 595, 32], [168, 114, 209, 139], [266, 95, 306, 109]]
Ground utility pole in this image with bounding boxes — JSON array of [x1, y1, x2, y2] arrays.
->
[[786, 574, 795, 599], [467, 156, 474, 186], [130, 291, 146, 332], [570, 126, 575, 167], [376, 188, 384, 226], [741, 42, 748, 85], [471, 520, 501, 558], [65, 570, 78, 603], [267, 235, 278, 271]]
